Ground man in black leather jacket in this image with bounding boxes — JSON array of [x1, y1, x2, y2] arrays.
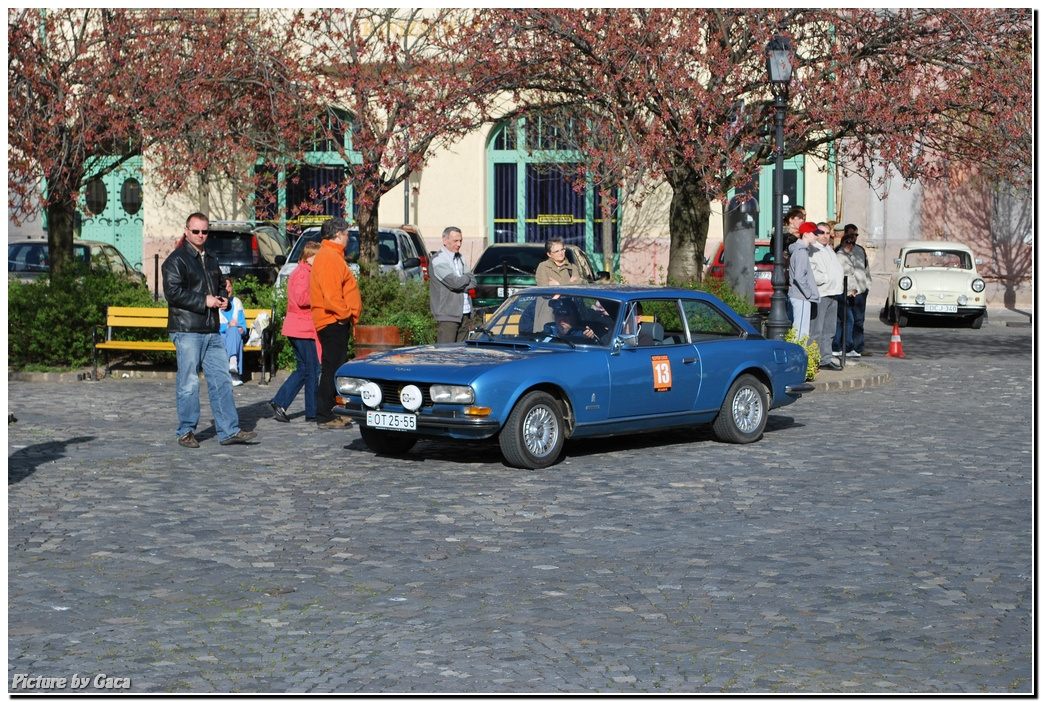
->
[[162, 212, 256, 448]]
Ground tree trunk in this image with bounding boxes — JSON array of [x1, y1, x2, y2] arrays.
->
[[354, 196, 381, 275], [45, 196, 77, 282], [600, 186, 614, 277], [666, 168, 711, 284]]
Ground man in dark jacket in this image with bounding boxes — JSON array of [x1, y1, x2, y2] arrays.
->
[[162, 212, 256, 448]]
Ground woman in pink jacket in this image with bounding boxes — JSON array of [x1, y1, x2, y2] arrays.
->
[[268, 241, 322, 422]]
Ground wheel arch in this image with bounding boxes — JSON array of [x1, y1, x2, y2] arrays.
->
[[514, 382, 575, 438]]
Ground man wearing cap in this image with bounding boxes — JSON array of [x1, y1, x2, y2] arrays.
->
[[835, 224, 872, 357], [788, 222, 821, 340], [809, 222, 844, 370]]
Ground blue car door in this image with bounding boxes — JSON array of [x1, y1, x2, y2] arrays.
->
[[607, 300, 702, 418]]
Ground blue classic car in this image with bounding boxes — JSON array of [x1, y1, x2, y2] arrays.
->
[[334, 286, 813, 469]]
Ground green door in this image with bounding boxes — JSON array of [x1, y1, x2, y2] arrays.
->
[[78, 156, 144, 267]]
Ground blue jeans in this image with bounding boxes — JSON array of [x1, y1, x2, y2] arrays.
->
[[833, 297, 854, 352], [849, 291, 868, 353], [271, 337, 320, 419], [222, 328, 244, 374], [171, 332, 241, 441]]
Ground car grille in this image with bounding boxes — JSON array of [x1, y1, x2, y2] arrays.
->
[[371, 380, 435, 409]]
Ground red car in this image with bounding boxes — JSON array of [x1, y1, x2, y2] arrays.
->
[[706, 239, 775, 313]]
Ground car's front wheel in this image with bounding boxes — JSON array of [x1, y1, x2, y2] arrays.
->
[[360, 426, 418, 456], [713, 375, 768, 444], [499, 391, 564, 469]]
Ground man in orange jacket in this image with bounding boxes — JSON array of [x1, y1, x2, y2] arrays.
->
[[310, 217, 362, 428]]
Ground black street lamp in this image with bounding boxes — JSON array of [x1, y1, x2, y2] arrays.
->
[[764, 33, 794, 341]]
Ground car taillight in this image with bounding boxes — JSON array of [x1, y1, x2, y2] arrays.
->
[[468, 288, 476, 298], [251, 236, 260, 265], [420, 256, 429, 281]]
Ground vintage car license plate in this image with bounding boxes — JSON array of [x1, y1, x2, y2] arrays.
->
[[366, 410, 416, 431], [497, 286, 520, 297], [924, 304, 958, 313]]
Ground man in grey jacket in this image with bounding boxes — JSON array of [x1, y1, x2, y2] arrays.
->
[[788, 222, 821, 340], [429, 226, 476, 343], [162, 212, 256, 448], [809, 222, 845, 369]]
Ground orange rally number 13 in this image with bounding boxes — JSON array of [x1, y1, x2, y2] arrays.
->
[[652, 354, 672, 392]]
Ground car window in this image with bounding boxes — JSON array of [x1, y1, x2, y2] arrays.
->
[[378, 233, 398, 265], [569, 247, 595, 280], [622, 299, 687, 345], [9, 243, 49, 272], [478, 292, 620, 347], [681, 299, 742, 337], [904, 249, 971, 269]]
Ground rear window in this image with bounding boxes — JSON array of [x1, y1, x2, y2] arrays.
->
[[474, 246, 548, 275], [204, 232, 254, 262]]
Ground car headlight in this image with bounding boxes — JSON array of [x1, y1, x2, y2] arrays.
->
[[915, 294, 926, 305], [335, 377, 368, 395], [972, 278, 986, 293], [898, 276, 913, 290], [430, 384, 474, 404]]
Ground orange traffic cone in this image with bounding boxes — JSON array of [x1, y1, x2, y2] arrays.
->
[[885, 322, 906, 358]]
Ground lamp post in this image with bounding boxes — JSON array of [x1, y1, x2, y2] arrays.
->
[[764, 33, 794, 341]]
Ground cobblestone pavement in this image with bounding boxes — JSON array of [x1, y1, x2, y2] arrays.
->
[[8, 313, 1033, 694]]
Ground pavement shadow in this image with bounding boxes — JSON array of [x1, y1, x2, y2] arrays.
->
[[341, 413, 802, 471], [8, 436, 96, 486]]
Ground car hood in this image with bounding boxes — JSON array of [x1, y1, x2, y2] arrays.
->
[[340, 342, 562, 383], [898, 267, 978, 291]]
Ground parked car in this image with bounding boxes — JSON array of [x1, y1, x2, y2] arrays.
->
[[333, 285, 813, 469], [202, 220, 288, 286], [881, 240, 987, 328], [705, 239, 775, 313], [471, 242, 609, 310], [274, 226, 422, 290], [385, 223, 430, 281], [8, 238, 146, 285]]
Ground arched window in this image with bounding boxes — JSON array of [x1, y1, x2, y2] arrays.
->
[[487, 116, 618, 270], [254, 107, 361, 231]]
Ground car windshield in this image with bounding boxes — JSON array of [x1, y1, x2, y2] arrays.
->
[[286, 228, 394, 265], [904, 249, 972, 269], [473, 246, 571, 275], [9, 243, 95, 272], [473, 292, 621, 347]]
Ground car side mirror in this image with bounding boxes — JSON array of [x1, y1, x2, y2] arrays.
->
[[403, 257, 420, 269], [275, 255, 287, 266], [613, 334, 638, 352], [893, 257, 901, 265], [595, 270, 610, 281], [975, 257, 984, 265]]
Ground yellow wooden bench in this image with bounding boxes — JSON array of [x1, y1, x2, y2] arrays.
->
[[92, 306, 274, 384]]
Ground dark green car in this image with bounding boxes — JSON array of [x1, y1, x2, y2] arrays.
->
[[471, 243, 608, 310]]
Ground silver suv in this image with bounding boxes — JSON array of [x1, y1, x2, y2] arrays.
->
[[275, 226, 422, 290]]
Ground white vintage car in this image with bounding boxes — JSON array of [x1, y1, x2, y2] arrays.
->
[[881, 240, 987, 328]]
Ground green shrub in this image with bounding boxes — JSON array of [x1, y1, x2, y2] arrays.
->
[[8, 268, 158, 371], [785, 326, 820, 381], [356, 267, 436, 347]]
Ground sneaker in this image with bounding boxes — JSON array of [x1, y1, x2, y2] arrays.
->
[[268, 401, 290, 423], [318, 416, 354, 429], [178, 431, 200, 448], [231, 374, 244, 387], [219, 430, 257, 446], [846, 350, 861, 358]]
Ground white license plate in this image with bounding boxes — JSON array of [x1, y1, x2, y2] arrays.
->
[[366, 410, 416, 431], [497, 286, 523, 297], [924, 304, 958, 313], [755, 271, 772, 279], [219, 265, 231, 274]]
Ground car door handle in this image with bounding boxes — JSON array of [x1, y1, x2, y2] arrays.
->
[[683, 357, 698, 364]]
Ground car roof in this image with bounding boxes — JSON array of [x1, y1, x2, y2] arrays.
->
[[533, 284, 716, 302], [899, 240, 975, 253]]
